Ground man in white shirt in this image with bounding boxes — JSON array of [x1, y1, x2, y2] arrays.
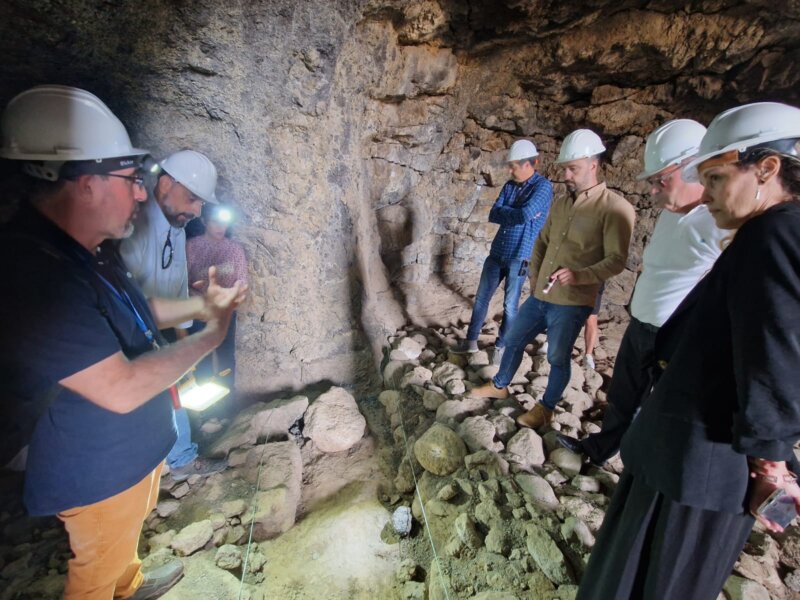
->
[[557, 119, 727, 465], [120, 149, 227, 481]]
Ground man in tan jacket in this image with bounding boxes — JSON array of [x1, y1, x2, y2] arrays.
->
[[472, 129, 635, 430]]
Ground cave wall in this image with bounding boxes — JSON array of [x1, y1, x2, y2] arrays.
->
[[1, 0, 799, 397]]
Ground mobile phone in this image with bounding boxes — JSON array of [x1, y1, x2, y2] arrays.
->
[[757, 489, 798, 529]]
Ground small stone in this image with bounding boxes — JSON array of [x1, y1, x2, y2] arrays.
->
[[506, 428, 546, 468], [459, 415, 503, 453], [155, 499, 180, 518], [525, 523, 574, 585], [485, 525, 510, 556], [784, 568, 800, 592], [225, 525, 247, 545], [394, 337, 424, 360], [400, 366, 434, 389], [468, 351, 490, 367], [379, 390, 403, 415], [549, 448, 583, 476], [722, 575, 770, 600], [445, 378, 466, 396], [489, 414, 517, 443], [437, 483, 459, 501], [171, 520, 214, 556], [465, 450, 509, 477], [515, 473, 559, 508], [561, 517, 595, 549], [209, 512, 227, 530], [221, 499, 247, 519], [170, 482, 190, 499], [436, 397, 492, 424], [215, 544, 242, 570], [432, 362, 466, 387], [453, 513, 483, 549], [423, 389, 447, 411], [571, 475, 601, 493], [392, 506, 413, 536]]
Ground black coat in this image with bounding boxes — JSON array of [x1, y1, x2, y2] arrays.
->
[[620, 202, 800, 513]]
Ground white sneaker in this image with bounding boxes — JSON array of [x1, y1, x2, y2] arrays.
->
[[583, 354, 596, 370]]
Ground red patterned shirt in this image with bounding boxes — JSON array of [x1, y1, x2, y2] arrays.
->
[[186, 235, 248, 295]]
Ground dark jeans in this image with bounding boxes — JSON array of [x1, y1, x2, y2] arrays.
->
[[577, 473, 753, 600], [493, 296, 592, 409], [582, 317, 658, 464], [466, 255, 527, 348]]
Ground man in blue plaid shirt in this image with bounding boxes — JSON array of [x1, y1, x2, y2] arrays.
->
[[453, 139, 553, 365]]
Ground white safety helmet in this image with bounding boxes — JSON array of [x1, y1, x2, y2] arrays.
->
[[160, 150, 218, 204], [683, 102, 800, 182], [555, 129, 606, 163], [507, 139, 539, 162], [637, 119, 707, 180], [0, 85, 148, 181]]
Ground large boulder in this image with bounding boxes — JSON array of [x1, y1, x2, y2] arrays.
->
[[414, 423, 467, 476], [304, 387, 366, 453]]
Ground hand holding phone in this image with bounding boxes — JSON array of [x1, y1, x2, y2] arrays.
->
[[757, 488, 798, 530]]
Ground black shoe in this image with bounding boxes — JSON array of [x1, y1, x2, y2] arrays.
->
[[556, 433, 585, 456], [129, 560, 184, 600]]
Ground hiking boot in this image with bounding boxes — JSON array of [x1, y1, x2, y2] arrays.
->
[[516, 404, 554, 430], [583, 354, 596, 370], [469, 382, 509, 399], [452, 339, 479, 354], [129, 560, 184, 600], [491, 346, 505, 366], [170, 457, 227, 482]]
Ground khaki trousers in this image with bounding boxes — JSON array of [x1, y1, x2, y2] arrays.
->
[[57, 463, 163, 600]]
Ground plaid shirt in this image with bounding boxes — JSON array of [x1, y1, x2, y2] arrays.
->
[[489, 172, 553, 262]]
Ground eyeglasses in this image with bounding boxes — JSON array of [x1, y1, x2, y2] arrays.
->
[[105, 173, 146, 189], [161, 229, 174, 269], [646, 165, 681, 190]]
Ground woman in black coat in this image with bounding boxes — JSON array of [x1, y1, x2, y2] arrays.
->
[[577, 102, 800, 600]]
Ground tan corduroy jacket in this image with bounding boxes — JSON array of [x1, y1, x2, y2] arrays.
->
[[530, 182, 635, 307]]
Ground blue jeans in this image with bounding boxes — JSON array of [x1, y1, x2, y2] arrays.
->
[[467, 256, 527, 347], [167, 408, 198, 469], [493, 297, 592, 409]]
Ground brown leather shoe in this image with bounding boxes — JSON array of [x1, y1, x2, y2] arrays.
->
[[469, 382, 509, 399], [516, 404, 553, 430]]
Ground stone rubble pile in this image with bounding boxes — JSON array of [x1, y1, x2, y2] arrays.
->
[[0, 385, 378, 600], [377, 323, 800, 600], [2, 320, 800, 599]]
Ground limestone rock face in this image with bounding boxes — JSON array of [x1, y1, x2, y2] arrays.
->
[[414, 423, 467, 476], [1, 1, 799, 397], [304, 387, 366, 453]]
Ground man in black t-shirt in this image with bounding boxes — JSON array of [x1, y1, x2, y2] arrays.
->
[[0, 86, 246, 600]]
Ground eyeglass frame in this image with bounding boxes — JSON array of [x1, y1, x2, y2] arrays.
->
[[104, 172, 147, 189], [645, 164, 682, 190], [161, 228, 174, 270]]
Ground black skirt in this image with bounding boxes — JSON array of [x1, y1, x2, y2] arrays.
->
[[577, 472, 754, 600]]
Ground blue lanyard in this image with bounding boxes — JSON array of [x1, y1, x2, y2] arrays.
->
[[94, 271, 160, 350]]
